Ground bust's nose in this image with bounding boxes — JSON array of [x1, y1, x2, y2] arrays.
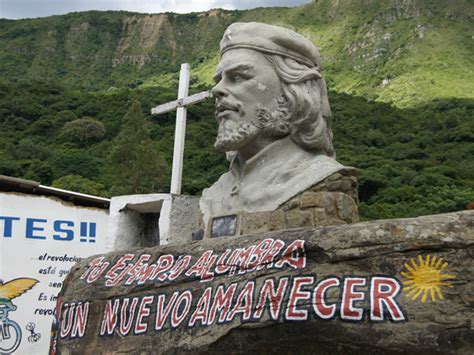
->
[[211, 80, 228, 98]]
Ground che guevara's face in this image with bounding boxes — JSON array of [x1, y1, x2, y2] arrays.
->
[[211, 48, 283, 152]]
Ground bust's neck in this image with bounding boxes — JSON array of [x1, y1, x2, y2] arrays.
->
[[236, 135, 279, 164]]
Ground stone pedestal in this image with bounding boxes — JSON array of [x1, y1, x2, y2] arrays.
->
[[203, 171, 359, 239], [106, 193, 200, 251]]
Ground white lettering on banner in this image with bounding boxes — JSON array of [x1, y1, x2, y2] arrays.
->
[[58, 274, 406, 341], [79, 238, 306, 287], [56, 240, 407, 342]]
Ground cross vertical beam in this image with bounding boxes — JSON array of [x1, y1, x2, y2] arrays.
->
[[170, 63, 190, 195], [151, 63, 212, 195]]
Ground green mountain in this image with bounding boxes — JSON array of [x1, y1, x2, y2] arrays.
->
[[1, 1, 472, 106], [0, 0, 473, 219]]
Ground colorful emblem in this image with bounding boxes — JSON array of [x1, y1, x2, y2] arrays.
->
[[401, 255, 455, 303], [0, 278, 39, 353]]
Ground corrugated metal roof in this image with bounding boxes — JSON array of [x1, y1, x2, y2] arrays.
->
[[0, 175, 110, 209]]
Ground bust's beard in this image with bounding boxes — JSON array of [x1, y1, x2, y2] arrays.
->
[[214, 105, 289, 152], [214, 120, 259, 152]]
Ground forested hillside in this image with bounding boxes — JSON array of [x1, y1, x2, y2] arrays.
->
[[0, 0, 472, 219]]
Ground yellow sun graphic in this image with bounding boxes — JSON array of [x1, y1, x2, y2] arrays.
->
[[401, 255, 456, 303]]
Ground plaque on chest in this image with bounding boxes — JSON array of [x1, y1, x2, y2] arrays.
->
[[210, 214, 239, 238]]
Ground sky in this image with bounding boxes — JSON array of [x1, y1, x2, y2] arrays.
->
[[0, 0, 312, 19]]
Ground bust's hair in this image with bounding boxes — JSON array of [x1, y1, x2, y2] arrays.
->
[[264, 54, 335, 158]]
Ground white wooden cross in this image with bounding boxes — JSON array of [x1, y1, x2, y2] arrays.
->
[[151, 63, 213, 195]]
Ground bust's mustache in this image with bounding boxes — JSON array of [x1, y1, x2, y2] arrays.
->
[[214, 100, 241, 119]]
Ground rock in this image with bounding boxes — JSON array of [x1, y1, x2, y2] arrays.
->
[[326, 180, 342, 190], [313, 207, 328, 225], [281, 196, 301, 211], [300, 191, 325, 208], [324, 192, 336, 214], [269, 210, 285, 231], [340, 177, 354, 193], [52, 211, 474, 354], [335, 192, 358, 221], [285, 208, 313, 228], [241, 211, 271, 234]]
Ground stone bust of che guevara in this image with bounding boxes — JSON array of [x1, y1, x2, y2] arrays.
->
[[199, 22, 358, 238]]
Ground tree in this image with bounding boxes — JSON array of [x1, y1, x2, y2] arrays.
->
[[108, 100, 166, 195], [25, 160, 54, 185], [60, 117, 106, 146], [55, 110, 77, 124], [52, 175, 107, 197], [51, 148, 101, 180]]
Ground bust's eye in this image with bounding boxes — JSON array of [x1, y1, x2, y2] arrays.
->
[[230, 73, 245, 82]]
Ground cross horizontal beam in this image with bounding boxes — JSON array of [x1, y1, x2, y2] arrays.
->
[[151, 90, 213, 115]]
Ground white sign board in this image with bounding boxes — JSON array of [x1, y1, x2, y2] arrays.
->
[[0, 192, 108, 354]]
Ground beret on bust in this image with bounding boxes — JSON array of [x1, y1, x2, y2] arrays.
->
[[220, 22, 322, 69]]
